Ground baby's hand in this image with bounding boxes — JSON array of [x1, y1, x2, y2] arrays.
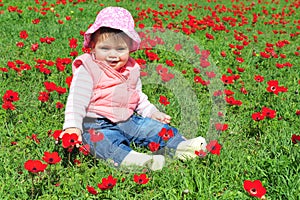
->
[[151, 111, 171, 124], [59, 128, 82, 147]]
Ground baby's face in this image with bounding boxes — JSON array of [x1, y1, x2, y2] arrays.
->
[[93, 37, 130, 71]]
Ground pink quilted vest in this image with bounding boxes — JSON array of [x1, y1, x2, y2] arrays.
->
[[72, 53, 140, 122]]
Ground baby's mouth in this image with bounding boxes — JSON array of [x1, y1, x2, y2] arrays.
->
[[107, 61, 119, 66]]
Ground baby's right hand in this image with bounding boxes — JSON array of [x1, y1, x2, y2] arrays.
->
[[59, 128, 82, 147]]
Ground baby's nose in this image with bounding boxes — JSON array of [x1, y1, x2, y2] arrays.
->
[[108, 49, 120, 58]]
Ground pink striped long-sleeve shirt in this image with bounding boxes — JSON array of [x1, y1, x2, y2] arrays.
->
[[63, 54, 158, 132]]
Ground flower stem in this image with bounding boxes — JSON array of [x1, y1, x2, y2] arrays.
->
[[30, 173, 35, 199], [68, 151, 71, 166], [93, 142, 97, 166]]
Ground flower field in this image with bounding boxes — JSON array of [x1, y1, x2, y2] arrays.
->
[[0, 0, 299, 199]]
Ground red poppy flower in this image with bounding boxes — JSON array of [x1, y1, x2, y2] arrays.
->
[[26, 133, 40, 144], [32, 18, 40, 24], [261, 107, 276, 119], [69, 38, 78, 49], [236, 57, 244, 63], [159, 95, 170, 106], [161, 72, 174, 82], [284, 62, 292, 67], [213, 90, 223, 97], [2, 90, 19, 102], [275, 63, 284, 68], [193, 68, 200, 74], [291, 134, 300, 144], [237, 66, 245, 72], [276, 40, 286, 48], [193, 75, 209, 85], [215, 123, 228, 131], [165, 59, 174, 67], [220, 51, 226, 57], [140, 71, 148, 77], [221, 74, 234, 84], [252, 112, 265, 121], [260, 51, 270, 58], [56, 102, 64, 109], [138, 23, 145, 29], [8, 6, 18, 12], [65, 76, 73, 88], [97, 175, 117, 190], [52, 129, 62, 142], [44, 81, 57, 92], [62, 133, 81, 148], [158, 128, 174, 141], [254, 75, 264, 82], [70, 51, 78, 57], [224, 89, 234, 96], [156, 64, 168, 75], [73, 159, 81, 165], [206, 140, 222, 155], [243, 180, 266, 199], [79, 144, 90, 155], [16, 42, 24, 48], [38, 91, 50, 102], [240, 87, 248, 94], [296, 110, 300, 115], [225, 96, 242, 106], [205, 33, 214, 40], [193, 45, 200, 54], [266, 80, 280, 94], [266, 80, 287, 95], [82, 47, 91, 53], [40, 36, 55, 44], [31, 43, 39, 52], [2, 101, 15, 110], [56, 62, 65, 72], [135, 58, 146, 66], [218, 112, 224, 117], [148, 142, 160, 152], [19, 30, 28, 39], [42, 151, 61, 164], [88, 129, 104, 143], [205, 71, 216, 78], [195, 150, 207, 157], [86, 185, 98, 195], [201, 50, 210, 58], [133, 173, 149, 185], [200, 59, 210, 68], [55, 86, 67, 95], [145, 50, 159, 61], [24, 160, 47, 173], [236, 45, 244, 50], [174, 43, 182, 51], [194, 76, 203, 84], [200, 79, 210, 86]]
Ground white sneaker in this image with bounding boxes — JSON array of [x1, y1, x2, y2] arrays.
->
[[121, 151, 165, 171], [150, 155, 165, 171], [175, 136, 207, 161]]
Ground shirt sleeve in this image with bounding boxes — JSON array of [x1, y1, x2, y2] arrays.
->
[[135, 78, 159, 118], [63, 65, 93, 132]]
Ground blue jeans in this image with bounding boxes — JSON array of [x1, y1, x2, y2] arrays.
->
[[82, 114, 186, 166]]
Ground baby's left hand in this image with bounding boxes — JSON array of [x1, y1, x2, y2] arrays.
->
[[151, 111, 171, 124]]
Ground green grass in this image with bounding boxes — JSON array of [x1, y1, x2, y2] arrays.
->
[[0, 0, 299, 199]]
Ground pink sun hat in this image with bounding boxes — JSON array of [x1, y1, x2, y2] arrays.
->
[[83, 7, 141, 52]]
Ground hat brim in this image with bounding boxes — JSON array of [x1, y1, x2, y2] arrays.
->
[[84, 26, 141, 52]]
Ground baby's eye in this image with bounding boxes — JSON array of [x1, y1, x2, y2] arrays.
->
[[117, 48, 126, 51], [101, 47, 109, 50]]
